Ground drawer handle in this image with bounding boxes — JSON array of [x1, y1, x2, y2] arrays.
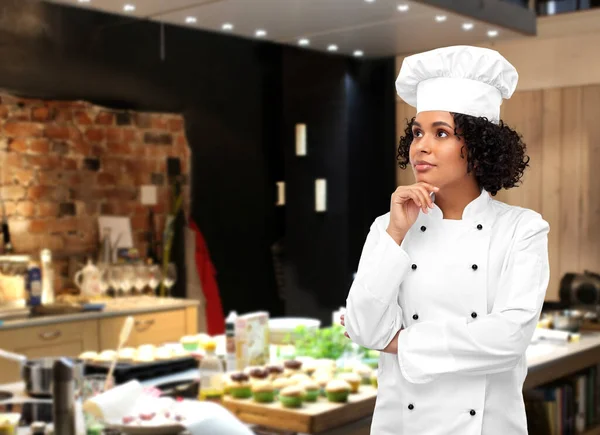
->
[[134, 319, 155, 332], [39, 330, 61, 341]]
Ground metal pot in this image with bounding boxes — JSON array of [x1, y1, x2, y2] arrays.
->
[[0, 350, 84, 398], [548, 309, 585, 333]]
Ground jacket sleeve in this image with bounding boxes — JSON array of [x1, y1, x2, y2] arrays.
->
[[345, 216, 413, 350], [396, 212, 550, 384]]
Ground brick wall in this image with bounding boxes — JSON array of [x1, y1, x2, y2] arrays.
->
[[0, 93, 190, 290]]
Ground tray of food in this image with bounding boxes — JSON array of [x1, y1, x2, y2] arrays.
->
[[80, 345, 197, 385], [221, 358, 378, 433]]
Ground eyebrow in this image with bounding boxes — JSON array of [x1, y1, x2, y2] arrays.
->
[[412, 121, 453, 129]]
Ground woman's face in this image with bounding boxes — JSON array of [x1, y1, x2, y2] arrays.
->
[[409, 111, 470, 189]]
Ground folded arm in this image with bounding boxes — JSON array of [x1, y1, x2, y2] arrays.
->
[[396, 212, 550, 384]]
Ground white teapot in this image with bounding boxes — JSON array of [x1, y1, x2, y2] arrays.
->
[[74, 259, 102, 297]]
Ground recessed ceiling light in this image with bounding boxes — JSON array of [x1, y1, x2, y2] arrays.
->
[[327, 45, 338, 52], [397, 4, 409, 12], [255, 29, 267, 37], [123, 4, 135, 12], [77, 0, 91, 3], [298, 39, 310, 46], [435, 15, 447, 22], [365, 0, 376, 3], [462, 22, 474, 31], [487, 29, 499, 37], [185, 16, 197, 24], [353, 50, 364, 57], [222, 23, 234, 31]]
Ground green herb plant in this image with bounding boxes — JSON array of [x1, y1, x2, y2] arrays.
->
[[286, 324, 368, 360]]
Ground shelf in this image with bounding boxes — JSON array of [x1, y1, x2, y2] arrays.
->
[[583, 424, 600, 435]]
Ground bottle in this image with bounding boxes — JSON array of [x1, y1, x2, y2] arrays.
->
[[26, 261, 42, 307], [198, 339, 225, 403], [225, 311, 237, 372], [40, 249, 55, 305]]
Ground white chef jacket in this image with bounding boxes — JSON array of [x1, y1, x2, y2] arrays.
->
[[345, 188, 550, 435]]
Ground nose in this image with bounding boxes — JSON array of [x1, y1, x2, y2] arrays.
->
[[412, 133, 432, 154]]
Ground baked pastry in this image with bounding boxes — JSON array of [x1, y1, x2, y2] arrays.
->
[[179, 336, 198, 351], [371, 371, 378, 388], [78, 351, 98, 361], [353, 364, 374, 385], [252, 380, 275, 403], [289, 373, 311, 385], [325, 379, 351, 403], [300, 379, 320, 402], [117, 347, 137, 362], [248, 368, 269, 383], [154, 347, 173, 361], [94, 350, 117, 362], [272, 377, 293, 395], [265, 365, 285, 380], [313, 373, 333, 396], [279, 385, 304, 408], [283, 360, 303, 377], [229, 373, 252, 399], [338, 372, 361, 394]]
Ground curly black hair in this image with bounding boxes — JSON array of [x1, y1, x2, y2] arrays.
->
[[396, 113, 530, 196]]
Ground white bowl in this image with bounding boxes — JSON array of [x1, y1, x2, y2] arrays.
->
[[268, 317, 321, 344]]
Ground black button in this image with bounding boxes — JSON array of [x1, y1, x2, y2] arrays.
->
[[412, 314, 419, 320], [472, 264, 478, 270], [477, 224, 483, 230], [470, 409, 476, 416], [408, 404, 414, 410], [411, 264, 417, 270], [420, 226, 426, 232], [471, 312, 477, 319]]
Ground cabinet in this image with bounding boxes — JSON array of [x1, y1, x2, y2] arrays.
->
[[0, 320, 99, 384], [99, 309, 188, 349], [0, 304, 198, 384]]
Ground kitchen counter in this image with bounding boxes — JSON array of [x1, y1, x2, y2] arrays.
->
[[0, 297, 199, 330]]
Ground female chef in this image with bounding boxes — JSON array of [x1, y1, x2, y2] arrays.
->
[[341, 45, 550, 435]]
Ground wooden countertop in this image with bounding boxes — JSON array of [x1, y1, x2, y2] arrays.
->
[[0, 297, 200, 330]]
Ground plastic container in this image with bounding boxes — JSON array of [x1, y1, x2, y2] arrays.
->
[[198, 339, 225, 403], [225, 311, 237, 372]]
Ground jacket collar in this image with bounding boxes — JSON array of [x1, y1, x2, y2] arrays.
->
[[425, 188, 492, 223]]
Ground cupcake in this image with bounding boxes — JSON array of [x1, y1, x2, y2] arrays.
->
[[354, 364, 374, 385], [272, 377, 293, 395], [313, 373, 333, 396], [339, 372, 361, 394], [266, 365, 285, 381], [222, 374, 233, 395], [371, 372, 378, 388], [180, 335, 199, 351], [229, 373, 252, 399], [302, 360, 319, 377], [133, 350, 154, 363], [279, 385, 305, 408], [283, 360, 303, 377], [252, 380, 275, 403], [325, 379, 351, 403], [154, 347, 173, 361], [300, 379, 320, 402], [248, 368, 270, 384], [78, 351, 98, 361], [117, 347, 137, 362], [289, 373, 311, 385], [94, 350, 117, 363]]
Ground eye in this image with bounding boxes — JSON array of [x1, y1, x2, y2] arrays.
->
[[412, 129, 423, 137], [437, 130, 449, 138]]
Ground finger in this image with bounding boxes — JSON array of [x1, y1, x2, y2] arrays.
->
[[340, 315, 345, 326], [409, 186, 429, 212], [414, 185, 434, 210], [344, 332, 350, 339]]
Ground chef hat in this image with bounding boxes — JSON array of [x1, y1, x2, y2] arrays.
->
[[395, 45, 518, 124]]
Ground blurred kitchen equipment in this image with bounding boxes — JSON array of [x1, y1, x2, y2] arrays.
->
[[0, 350, 84, 398], [560, 271, 600, 315], [73, 259, 102, 298], [53, 358, 76, 435], [547, 309, 585, 333], [0, 255, 31, 312]]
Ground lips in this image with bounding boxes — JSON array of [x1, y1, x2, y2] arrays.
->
[[413, 160, 435, 171]]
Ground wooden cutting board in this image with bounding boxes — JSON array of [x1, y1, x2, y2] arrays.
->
[[222, 385, 377, 434]]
